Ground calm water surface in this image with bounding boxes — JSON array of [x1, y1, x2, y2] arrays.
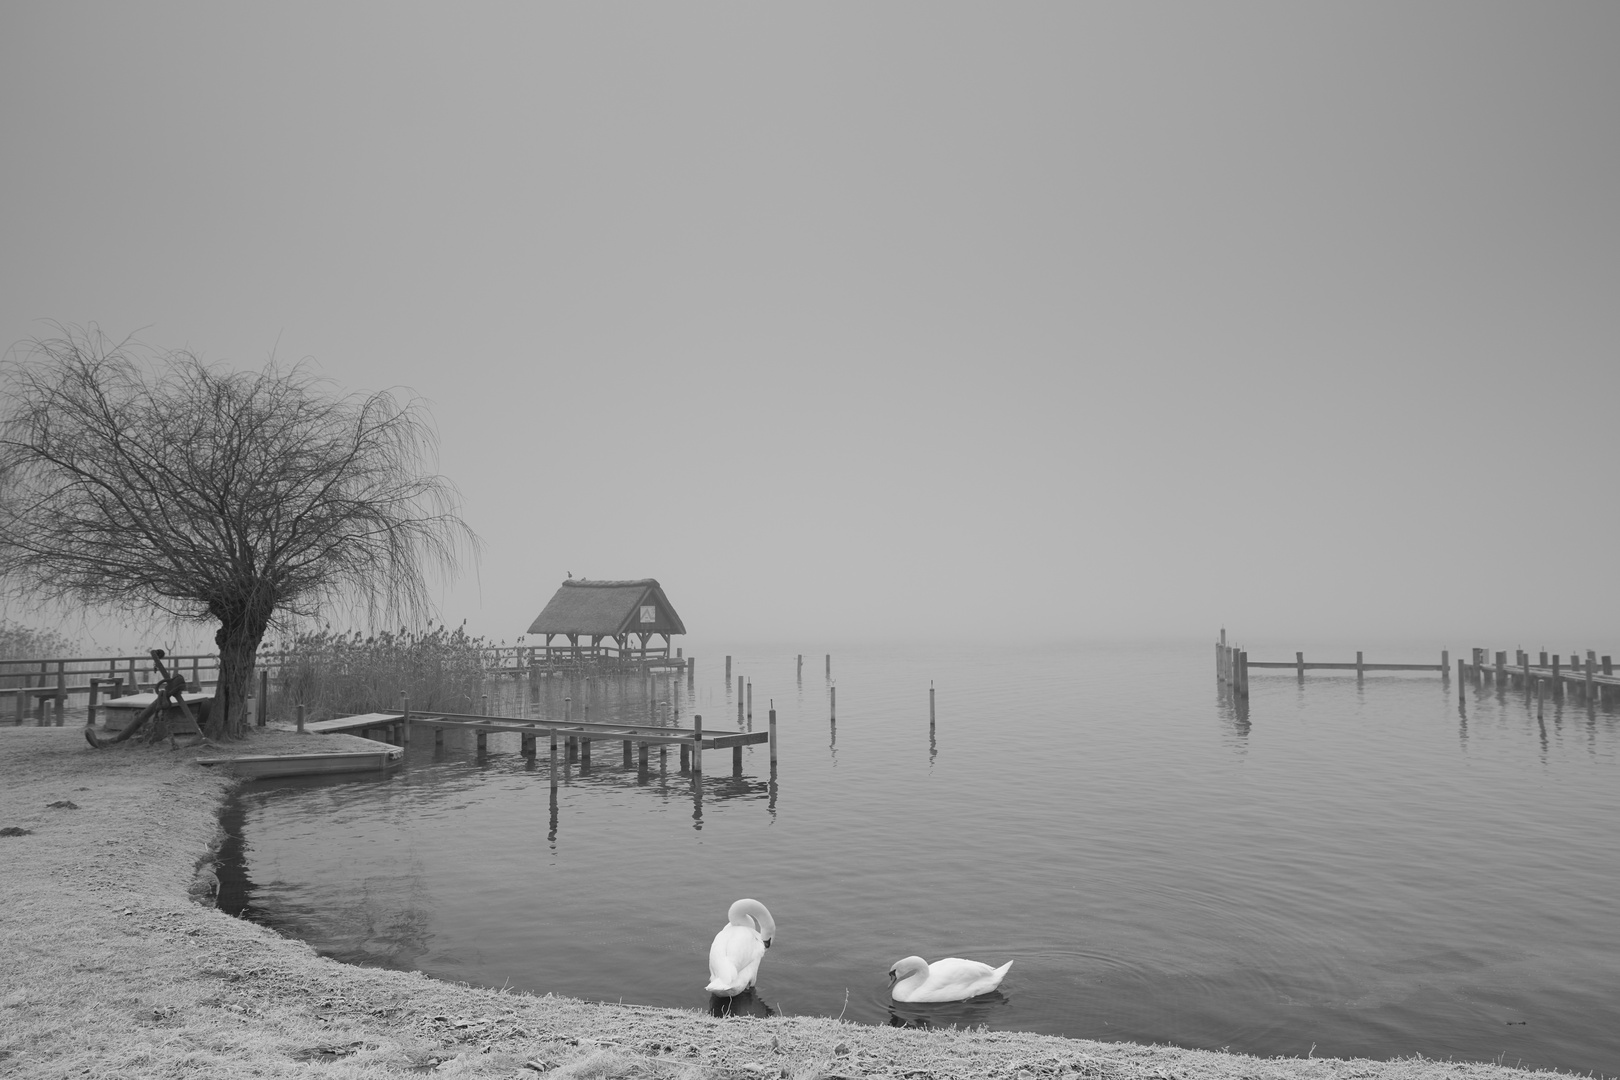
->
[[217, 640, 1620, 1076]]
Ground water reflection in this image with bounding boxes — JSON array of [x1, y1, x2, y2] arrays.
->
[[887, 991, 1010, 1029], [708, 989, 776, 1018]]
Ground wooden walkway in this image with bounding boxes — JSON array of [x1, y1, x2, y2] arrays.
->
[[301, 709, 775, 788]]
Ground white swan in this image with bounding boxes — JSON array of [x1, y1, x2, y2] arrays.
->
[[705, 898, 775, 996], [888, 955, 1013, 1002]]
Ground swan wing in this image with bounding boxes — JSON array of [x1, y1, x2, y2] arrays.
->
[[705, 923, 765, 996], [902, 957, 1013, 1002]]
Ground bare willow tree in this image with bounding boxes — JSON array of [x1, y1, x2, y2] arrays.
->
[[0, 327, 477, 740]]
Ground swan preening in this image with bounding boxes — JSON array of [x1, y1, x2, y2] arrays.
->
[[706, 899, 776, 997], [888, 955, 1013, 1002]]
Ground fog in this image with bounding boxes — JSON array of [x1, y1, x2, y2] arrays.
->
[[3, 4, 1617, 650]]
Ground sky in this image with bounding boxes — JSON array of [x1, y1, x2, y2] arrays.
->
[[2, 3, 1617, 652]]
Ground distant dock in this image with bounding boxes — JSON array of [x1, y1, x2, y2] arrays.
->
[[1217, 629, 1617, 709]]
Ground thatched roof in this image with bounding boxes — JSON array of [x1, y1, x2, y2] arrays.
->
[[526, 579, 686, 637]]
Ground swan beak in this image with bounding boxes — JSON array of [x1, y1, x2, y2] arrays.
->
[[887, 970, 898, 986], [763, 938, 772, 949]]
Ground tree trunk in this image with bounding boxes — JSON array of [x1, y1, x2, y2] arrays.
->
[[211, 617, 269, 740]]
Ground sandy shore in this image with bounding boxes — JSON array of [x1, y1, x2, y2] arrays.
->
[[0, 725, 1569, 1079]]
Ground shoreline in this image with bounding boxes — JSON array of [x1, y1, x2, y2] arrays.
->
[[0, 725, 1572, 1079]]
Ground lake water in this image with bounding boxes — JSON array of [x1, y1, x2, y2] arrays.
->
[[215, 639, 1620, 1077]]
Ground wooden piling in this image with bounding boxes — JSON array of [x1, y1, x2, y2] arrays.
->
[[476, 730, 487, 753], [1457, 659, 1465, 703], [830, 684, 837, 721], [401, 692, 410, 745], [746, 679, 752, 721], [1552, 655, 1561, 699], [1356, 651, 1364, 679], [581, 738, 591, 769], [797, 655, 803, 681], [769, 706, 777, 767], [692, 714, 703, 776], [638, 741, 649, 778], [296, 703, 305, 733], [826, 654, 831, 680], [1442, 650, 1450, 681], [623, 740, 633, 767], [725, 656, 732, 681], [929, 681, 936, 727], [1536, 677, 1544, 719], [1296, 651, 1304, 678], [550, 731, 559, 791]]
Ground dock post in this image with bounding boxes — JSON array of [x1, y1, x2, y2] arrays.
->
[[1552, 655, 1561, 700], [929, 682, 935, 728], [476, 729, 487, 754], [693, 714, 703, 777], [1457, 659, 1465, 703], [1586, 652, 1595, 706], [401, 692, 410, 745], [830, 684, 837, 720], [1295, 651, 1304, 678], [733, 742, 743, 776], [522, 732, 534, 757], [581, 738, 591, 770], [1356, 651, 1364, 680], [769, 706, 777, 767], [1442, 650, 1450, 681], [797, 655, 803, 682], [726, 656, 732, 682], [258, 669, 269, 728], [550, 731, 559, 791], [1495, 652, 1506, 688], [1604, 655, 1613, 676], [1215, 641, 1224, 683], [296, 703, 305, 733], [747, 679, 752, 721], [623, 740, 632, 767], [680, 739, 690, 773], [826, 654, 831, 680], [1240, 650, 1249, 696], [638, 741, 649, 780], [688, 656, 695, 690]]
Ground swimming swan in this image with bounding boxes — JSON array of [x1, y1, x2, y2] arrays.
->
[[888, 955, 1013, 1002], [706, 899, 775, 996]]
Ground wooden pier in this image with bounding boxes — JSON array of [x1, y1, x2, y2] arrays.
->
[[1455, 647, 1618, 707], [302, 706, 775, 787]]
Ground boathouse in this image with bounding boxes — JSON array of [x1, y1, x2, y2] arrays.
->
[[526, 578, 686, 663]]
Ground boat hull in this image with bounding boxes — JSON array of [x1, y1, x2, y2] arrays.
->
[[196, 747, 403, 778]]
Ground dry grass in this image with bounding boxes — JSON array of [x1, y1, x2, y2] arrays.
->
[[0, 725, 1577, 1079]]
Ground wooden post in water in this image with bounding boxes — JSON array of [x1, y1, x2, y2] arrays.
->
[[296, 703, 305, 733], [725, 656, 732, 682], [797, 655, 803, 681], [476, 729, 487, 754], [1585, 652, 1596, 708], [1457, 659, 1465, 703], [769, 704, 777, 767], [638, 740, 649, 779], [1296, 652, 1304, 678], [1441, 649, 1450, 681], [550, 731, 559, 791], [680, 738, 690, 773], [692, 714, 703, 777], [826, 654, 831, 680], [1356, 651, 1364, 680], [623, 740, 633, 767], [401, 691, 410, 745], [929, 681, 936, 729], [1551, 655, 1561, 700], [746, 679, 752, 721], [1604, 655, 1613, 676], [830, 684, 837, 720]]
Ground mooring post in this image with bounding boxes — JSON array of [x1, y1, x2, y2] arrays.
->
[[746, 679, 752, 721], [732, 742, 743, 776], [680, 739, 690, 773], [830, 684, 837, 720], [1457, 659, 1465, 703], [1495, 652, 1506, 687], [687, 655, 695, 690], [692, 714, 703, 777], [401, 691, 410, 745], [1296, 651, 1304, 679], [1441, 650, 1449, 680], [1604, 655, 1613, 677], [1586, 651, 1596, 706], [1240, 650, 1249, 696], [826, 654, 831, 680], [476, 729, 487, 754], [296, 703, 305, 733], [549, 731, 559, 791], [725, 656, 732, 682], [638, 741, 649, 779], [929, 681, 936, 728], [1356, 651, 1364, 680], [435, 725, 444, 749], [1552, 655, 1561, 700], [623, 740, 633, 767], [797, 655, 803, 682], [769, 704, 777, 767]]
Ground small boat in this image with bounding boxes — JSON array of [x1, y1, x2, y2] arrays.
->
[[195, 745, 404, 778]]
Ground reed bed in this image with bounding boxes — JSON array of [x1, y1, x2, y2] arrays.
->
[[265, 625, 495, 723]]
